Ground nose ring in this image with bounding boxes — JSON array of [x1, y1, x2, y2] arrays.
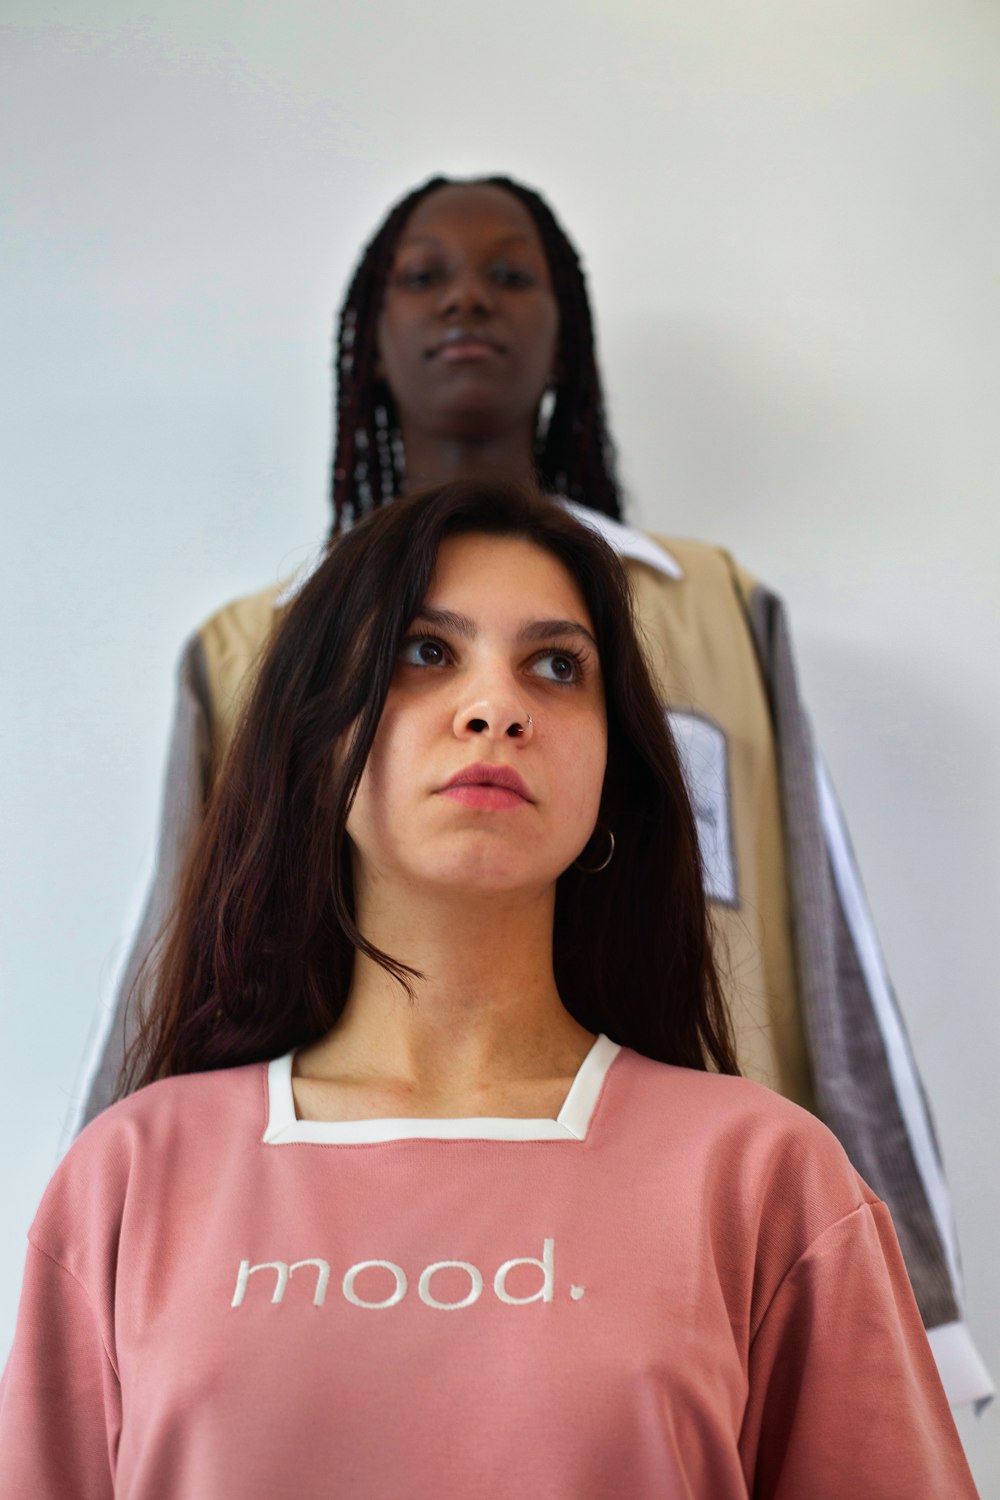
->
[[508, 714, 533, 738]]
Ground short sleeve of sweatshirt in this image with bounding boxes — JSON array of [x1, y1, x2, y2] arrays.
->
[[0, 1241, 120, 1498], [740, 1175, 973, 1497]]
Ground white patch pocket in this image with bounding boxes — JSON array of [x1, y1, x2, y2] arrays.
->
[[666, 710, 738, 907]]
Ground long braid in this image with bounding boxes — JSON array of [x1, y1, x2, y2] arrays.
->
[[329, 174, 623, 531], [330, 179, 445, 529], [482, 176, 621, 519]]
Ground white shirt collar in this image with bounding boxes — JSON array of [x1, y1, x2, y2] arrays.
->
[[275, 501, 681, 607], [556, 499, 683, 579], [262, 1033, 622, 1145], [274, 544, 329, 607]]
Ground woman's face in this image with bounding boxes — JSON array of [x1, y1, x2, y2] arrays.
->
[[376, 184, 559, 444], [347, 533, 607, 902]]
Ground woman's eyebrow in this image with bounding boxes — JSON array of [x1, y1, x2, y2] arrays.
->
[[519, 619, 599, 650], [409, 610, 597, 651], [409, 608, 476, 639]]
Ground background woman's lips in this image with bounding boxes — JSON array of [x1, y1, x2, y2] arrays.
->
[[429, 329, 505, 362], [436, 337, 503, 362]]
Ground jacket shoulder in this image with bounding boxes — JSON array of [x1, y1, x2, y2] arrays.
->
[[193, 578, 295, 763], [196, 578, 291, 657], [645, 533, 762, 605]]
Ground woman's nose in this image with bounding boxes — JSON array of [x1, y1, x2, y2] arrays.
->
[[454, 688, 533, 743], [437, 269, 495, 319]]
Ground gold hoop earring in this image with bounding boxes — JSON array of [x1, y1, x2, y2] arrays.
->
[[574, 826, 615, 874]]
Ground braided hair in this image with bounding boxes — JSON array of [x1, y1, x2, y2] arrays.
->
[[330, 174, 623, 530]]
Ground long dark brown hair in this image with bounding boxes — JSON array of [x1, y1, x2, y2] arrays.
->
[[330, 174, 623, 527], [125, 484, 736, 1090]]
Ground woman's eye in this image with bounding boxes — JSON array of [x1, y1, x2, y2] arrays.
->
[[399, 636, 448, 667], [491, 263, 534, 289], [530, 651, 580, 684], [394, 265, 439, 290]]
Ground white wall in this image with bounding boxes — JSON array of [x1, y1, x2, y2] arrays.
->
[[2, 1, 997, 1487]]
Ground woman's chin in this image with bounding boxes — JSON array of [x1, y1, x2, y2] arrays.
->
[[405, 852, 561, 900]]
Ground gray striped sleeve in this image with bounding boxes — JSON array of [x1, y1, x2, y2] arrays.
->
[[743, 580, 959, 1330], [66, 634, 213, 1136]]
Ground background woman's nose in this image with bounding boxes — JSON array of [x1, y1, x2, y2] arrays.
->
[[438, 270, 494, 317]]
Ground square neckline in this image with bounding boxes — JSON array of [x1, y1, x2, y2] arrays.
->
[[262, 1033, 621, 1146]]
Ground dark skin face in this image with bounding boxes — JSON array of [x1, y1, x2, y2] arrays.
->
[[376, 183, 560, 491]]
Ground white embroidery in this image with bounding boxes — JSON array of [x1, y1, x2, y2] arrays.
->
[[231, 1259, 289, 1307], [342, 1260, 409, 1309], [493, 1239, 554, 1305], [231, 1258, 333, 1308], [667, 710, 738, 906], [231, 1240, 570, 1311], [418, 1261, 484, 1310], [291, 1258, 331, 1307]]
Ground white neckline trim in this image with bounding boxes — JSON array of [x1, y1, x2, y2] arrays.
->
[[262, 1033, 621, 1145]]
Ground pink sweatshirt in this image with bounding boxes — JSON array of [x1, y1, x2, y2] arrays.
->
[[0, 1036, 977, 1498]]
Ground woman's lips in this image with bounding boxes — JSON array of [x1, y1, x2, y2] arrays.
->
[[431, 330, 504, 363], [439, 763, 533, 809], [442, 784, 527, 809]]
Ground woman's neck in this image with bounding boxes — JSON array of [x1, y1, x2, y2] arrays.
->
[[399, 427, 539, 493], [299, 885, 592, 1104]]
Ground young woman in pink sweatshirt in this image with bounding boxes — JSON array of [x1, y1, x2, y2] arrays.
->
[[0, 482, 977, 1497]]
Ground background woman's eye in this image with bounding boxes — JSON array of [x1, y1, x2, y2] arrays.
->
[[395, 265, 439, 290], [491, 263, 534, 289]]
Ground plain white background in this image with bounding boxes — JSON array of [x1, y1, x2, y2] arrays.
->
[[2, 1, 997, 1489]]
